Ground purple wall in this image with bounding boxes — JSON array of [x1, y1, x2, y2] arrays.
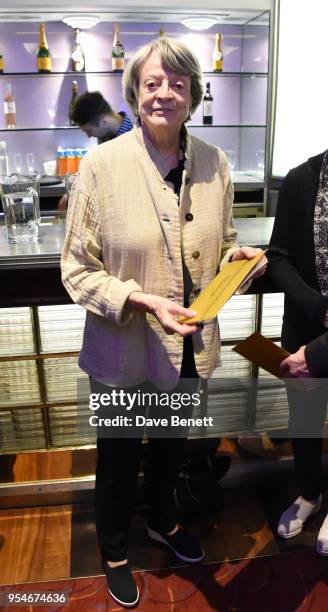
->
[[0, 20, 269, 175]]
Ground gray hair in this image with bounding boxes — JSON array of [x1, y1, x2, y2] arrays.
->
[[122, 36, 203, 118]]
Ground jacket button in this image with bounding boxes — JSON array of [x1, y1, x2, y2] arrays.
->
[[185, 212, 193, 222], [192, 251, 200, 259], [185, 177, 190, 185]]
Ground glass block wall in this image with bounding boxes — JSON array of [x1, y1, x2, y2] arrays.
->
[[0, 294, 284, 452]]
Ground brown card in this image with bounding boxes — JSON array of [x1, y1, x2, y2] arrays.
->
[[233, 331, 290, 378]]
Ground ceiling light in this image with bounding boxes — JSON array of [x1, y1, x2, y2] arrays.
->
[[181, 17, 218, 31], [62, 14, 100, 30]]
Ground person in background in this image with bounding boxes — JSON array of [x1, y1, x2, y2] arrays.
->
[[70, 91, 133, 143], [267, 150, 328, 556], [58, 91, 133, 211], [61, 36, 264, 608]]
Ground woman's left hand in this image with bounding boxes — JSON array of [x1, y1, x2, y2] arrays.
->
[[231, 246, 268, 279]]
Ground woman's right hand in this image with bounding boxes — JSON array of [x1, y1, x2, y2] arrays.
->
[[127, 292, 200, 336]]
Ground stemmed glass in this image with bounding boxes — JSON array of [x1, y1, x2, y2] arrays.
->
[[46, 99, 57, 128]]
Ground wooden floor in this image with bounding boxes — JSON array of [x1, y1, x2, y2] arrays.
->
[[0, 486, 283, 587], [1, 438, 328, 603]]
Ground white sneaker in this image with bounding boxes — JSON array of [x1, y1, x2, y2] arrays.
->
[[277, 494, 322, 539], [317, 513, 328, 556]]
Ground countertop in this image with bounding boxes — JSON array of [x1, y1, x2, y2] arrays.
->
[[39, 171, 265, 199], [0, 217, 274, 270]]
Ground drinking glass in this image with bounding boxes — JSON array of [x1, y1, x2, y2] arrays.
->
[[26, 153, 35, 174], [14, 153, 22, 174], [0, 174, 40, 243], [256, 149, 265, 177], [0, 141, 9, 175], [225, 150, 237, 176]]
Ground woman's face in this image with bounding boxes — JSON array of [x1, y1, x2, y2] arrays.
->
[[138, 51, 192, 136]]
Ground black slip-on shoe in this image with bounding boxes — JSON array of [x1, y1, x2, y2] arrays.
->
[[147, 525, 204, 563], [102, 561, 139, 608]]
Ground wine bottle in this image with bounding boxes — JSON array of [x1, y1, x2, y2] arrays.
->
[[37, 23, 51, 73], [72, 28, 85, 72], [213, 33, 224, 73], [4, 82, 16, 129], [112, 24, 124, 72], [0, 54, 4, 74], [203, 82, 213, 125], [69, 81, 79, 126]]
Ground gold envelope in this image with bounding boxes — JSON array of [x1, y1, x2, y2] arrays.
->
[[233, 332, 290, 378], [181, 250, 265, 324]]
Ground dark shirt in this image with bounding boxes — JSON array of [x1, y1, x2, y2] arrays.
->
[[165, 160, 197, 375], [164, 160, 193, 308]]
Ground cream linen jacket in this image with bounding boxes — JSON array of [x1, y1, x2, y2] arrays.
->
[[61, 125, 238, 389]]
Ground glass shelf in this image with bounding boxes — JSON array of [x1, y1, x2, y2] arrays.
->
[[0, 124, 266, 132], [190, 124, 266, 128], [0, 71, 268, 78]]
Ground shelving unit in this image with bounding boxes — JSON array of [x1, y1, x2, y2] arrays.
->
[[0, 71, 268, 77], [0, 15, 270, 186], [0, 125, 266, 132]]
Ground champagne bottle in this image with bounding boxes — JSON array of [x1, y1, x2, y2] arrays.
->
[[72, 28, 85, 72], [112, 24, 124, 72], [37, 23, 51, 73], [0, 54, 4, 74], [69, 81, 78, 126], [203, 82, 213, 125], [213, 33, 224, 73], [4, 82, 16, 129]]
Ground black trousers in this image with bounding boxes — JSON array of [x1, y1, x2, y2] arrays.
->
[[92, 336, 198, 562], [287, 384, 328, 501]]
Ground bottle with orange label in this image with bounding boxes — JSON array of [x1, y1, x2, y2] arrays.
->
[[112, 24, 125, 72]]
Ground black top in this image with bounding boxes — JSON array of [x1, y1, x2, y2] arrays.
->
[[267, 151, 328, 352], [164, 160, 197, 375], [164, 160, 193, 307], [165, 158, 185, 198]]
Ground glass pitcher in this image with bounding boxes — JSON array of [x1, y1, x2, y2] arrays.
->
[[0, 174, 41, 243]]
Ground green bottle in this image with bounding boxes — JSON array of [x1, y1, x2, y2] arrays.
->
[[37, 24, 51, 73]]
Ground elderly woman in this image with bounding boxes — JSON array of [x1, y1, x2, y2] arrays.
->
[[61, 37, 261, 608]]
